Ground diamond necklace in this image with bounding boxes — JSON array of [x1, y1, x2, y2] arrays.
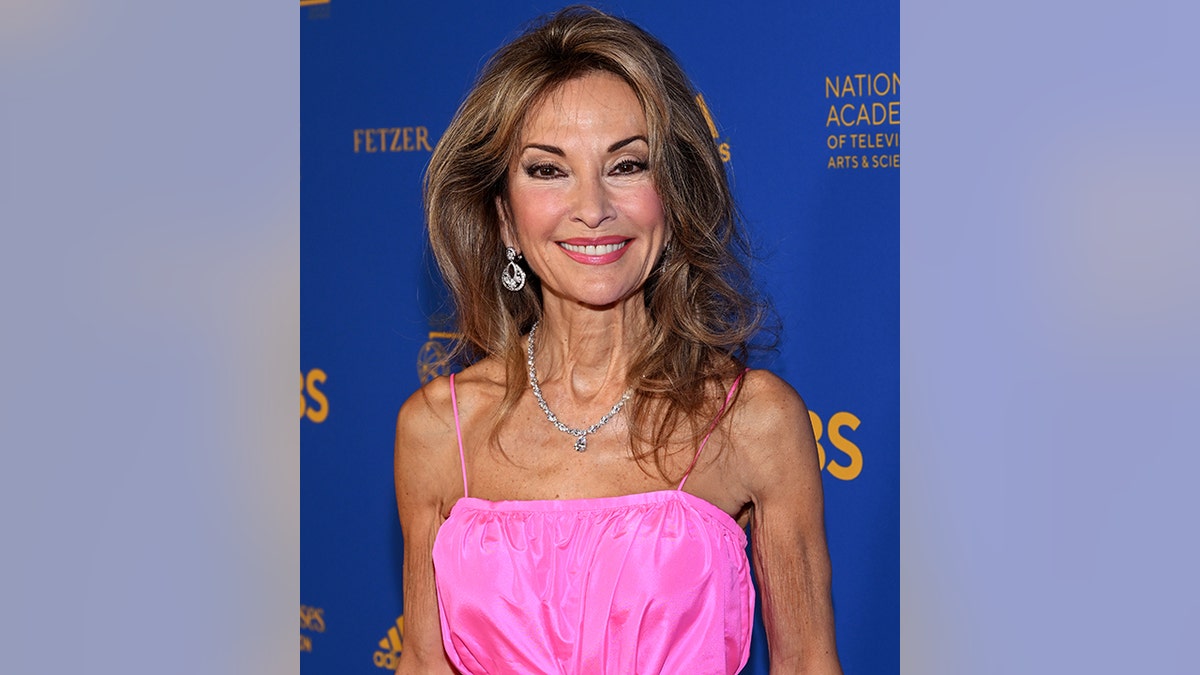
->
[[526, 320, 633, 452]]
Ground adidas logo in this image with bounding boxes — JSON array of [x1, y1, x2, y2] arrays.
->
[[372, 615, 404, 670]]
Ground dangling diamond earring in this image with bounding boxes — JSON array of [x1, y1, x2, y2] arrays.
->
[[501, 247, 526, 292]]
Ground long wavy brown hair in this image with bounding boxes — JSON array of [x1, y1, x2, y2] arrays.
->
[[424, 6, 769, 480]]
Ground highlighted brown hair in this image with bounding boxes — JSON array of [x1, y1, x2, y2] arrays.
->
[[424, 5, 768, 478]]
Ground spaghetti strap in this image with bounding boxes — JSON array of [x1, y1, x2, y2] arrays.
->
[[678, 369, 748, 491], [449, 373, 469, 497]]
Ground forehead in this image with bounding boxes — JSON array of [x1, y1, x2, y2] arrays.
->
[[519, 71, 646, 141]]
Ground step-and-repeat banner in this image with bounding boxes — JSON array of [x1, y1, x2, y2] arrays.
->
[[302, 2, 897, 672]]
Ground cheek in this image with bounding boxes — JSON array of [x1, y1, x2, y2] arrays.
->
[[626, 188, 666, 233], [508, 189, 562, 238]]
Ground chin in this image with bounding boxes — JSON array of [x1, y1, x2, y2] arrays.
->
[[573, 286, 646, 310], [541, 273, 650, 310]]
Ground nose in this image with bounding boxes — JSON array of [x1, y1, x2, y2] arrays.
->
[[571, 173, 617, 229]]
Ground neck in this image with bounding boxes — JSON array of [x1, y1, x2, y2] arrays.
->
[[531, 298, 648, 402]]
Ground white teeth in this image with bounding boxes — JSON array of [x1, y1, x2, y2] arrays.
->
[[561, 241, 627, 255]]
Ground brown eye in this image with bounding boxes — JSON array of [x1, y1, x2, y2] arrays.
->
[[612, 160, 648, 175], [526, 163, 562, 179]]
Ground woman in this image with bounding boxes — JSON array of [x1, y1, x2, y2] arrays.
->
[[395, 7, 840, 674]]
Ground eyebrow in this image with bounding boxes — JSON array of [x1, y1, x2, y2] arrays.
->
[[521, 135, 649, 156]]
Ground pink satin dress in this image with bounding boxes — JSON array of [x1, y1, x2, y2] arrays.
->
[[432, 373, 753, 674]]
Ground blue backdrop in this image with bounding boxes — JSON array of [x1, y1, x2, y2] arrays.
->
[[301, 1, 897, 672]]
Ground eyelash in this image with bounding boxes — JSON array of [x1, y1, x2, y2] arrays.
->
[[525, 163, 562, 179], [523, 159, 649, 179], [612, 159, 648, 175]]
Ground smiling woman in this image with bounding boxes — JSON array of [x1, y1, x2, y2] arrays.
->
[[501, 72, 669, 311], [395, 6, 841, 674]]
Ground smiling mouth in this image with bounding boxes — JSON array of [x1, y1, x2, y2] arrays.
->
[[558, 241, 629, 255]]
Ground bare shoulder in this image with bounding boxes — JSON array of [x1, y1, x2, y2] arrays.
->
[[728, 369, 820, 500], [393, 374, 463, 512], [394, 358, 508, 501], [732, 369, 812, 445], [395, 372, 460, 467], [395, 359, 505, 446], [442, 357, 507, 403]]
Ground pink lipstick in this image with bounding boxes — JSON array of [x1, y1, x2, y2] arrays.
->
[[557, 236, 632, 265]]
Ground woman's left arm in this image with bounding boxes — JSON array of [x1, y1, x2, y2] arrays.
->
[[736, 371, 842, 674]]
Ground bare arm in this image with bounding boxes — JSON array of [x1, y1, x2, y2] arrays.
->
[[394, 378, 460, 674], [736, 371, 841, 674]]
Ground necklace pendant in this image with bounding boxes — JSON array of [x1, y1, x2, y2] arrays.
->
[[574, 435, 587, 452]]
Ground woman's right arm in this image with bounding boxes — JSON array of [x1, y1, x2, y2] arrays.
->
[[394, 379, 460, 674]]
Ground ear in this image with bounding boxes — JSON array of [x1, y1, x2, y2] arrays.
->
[[495, 195, 518, 252]]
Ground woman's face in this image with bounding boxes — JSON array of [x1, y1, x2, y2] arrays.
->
[[500, 71, 668, 310]]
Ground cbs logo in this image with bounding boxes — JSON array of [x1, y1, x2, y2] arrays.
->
[[808, 410, 863, 481], [301, 369, 329, 423]]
